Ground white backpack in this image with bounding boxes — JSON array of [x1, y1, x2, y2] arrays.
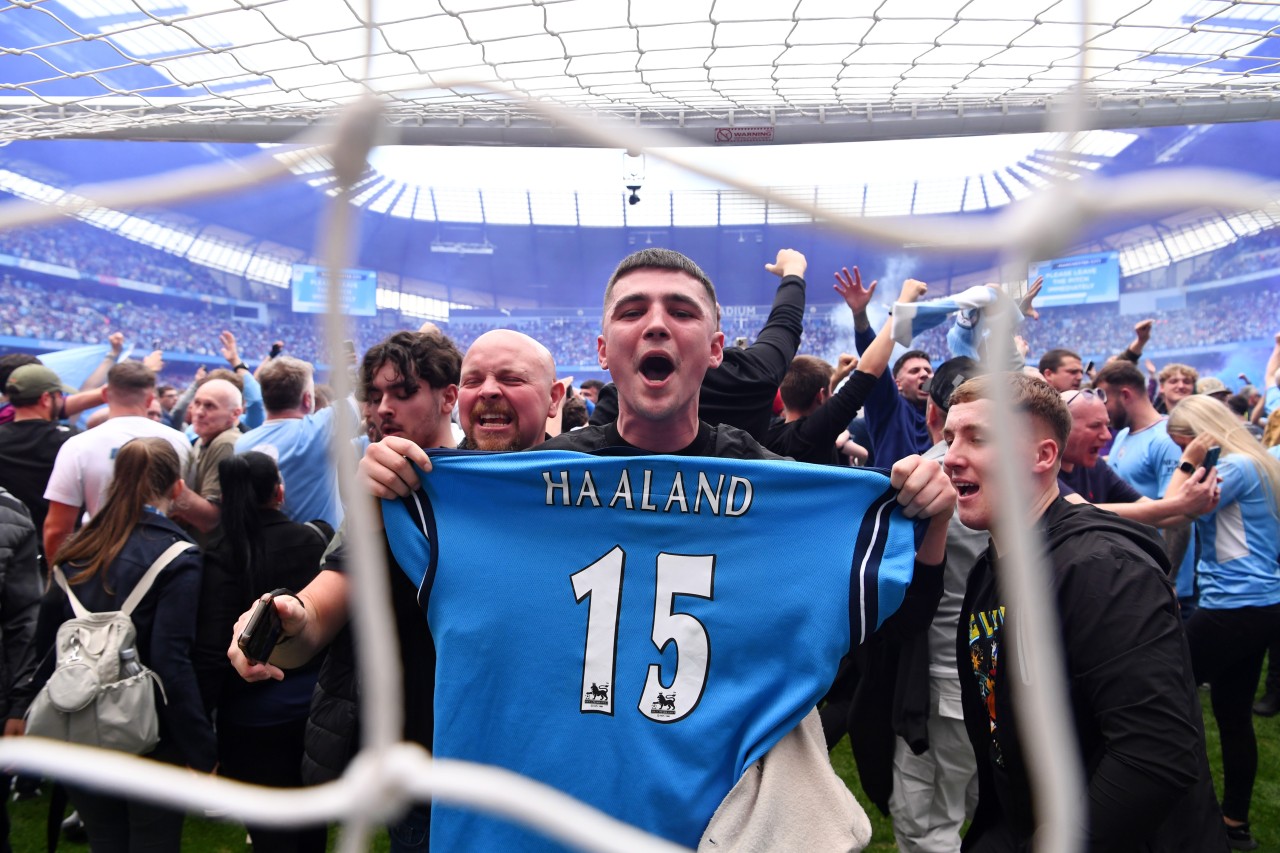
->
[[25, 541, 190, 754]]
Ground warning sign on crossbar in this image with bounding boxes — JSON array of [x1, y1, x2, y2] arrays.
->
[[714, 127, 774, 143]]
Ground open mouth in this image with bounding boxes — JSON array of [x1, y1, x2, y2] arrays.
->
[[954, 481, 979, 497], [640, 355, 675, 382], [472, 402, 515, 429]]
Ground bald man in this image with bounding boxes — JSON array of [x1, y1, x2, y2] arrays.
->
[[457, 329, 565, 451], [172, 377, 244, 535]]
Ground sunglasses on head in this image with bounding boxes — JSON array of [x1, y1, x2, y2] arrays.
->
[[1063, 388, 1106, 406]]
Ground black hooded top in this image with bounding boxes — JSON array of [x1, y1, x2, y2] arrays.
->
[[958, 497, 1227, 852]]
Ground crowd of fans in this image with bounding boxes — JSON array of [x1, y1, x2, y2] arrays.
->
[[0, 241, 1278, 853], [1186, 228, 1280, 286], [0, 276, 399, 368]]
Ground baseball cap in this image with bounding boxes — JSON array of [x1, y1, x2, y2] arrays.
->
[[1195, 377, 1229, 397], [6, 364, 75, 399], [924, 356, 979, 412]]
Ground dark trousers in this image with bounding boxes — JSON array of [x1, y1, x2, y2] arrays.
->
[[218, 716, 328, 853], [65, 783, 185, 853], [1264, 636, 1280, 694], [1185, 603, 1280, 822]]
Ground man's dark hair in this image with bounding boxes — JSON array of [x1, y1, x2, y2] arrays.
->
[[892, 350, 931, 379], [360, 331, 462, 401], [561, 395, 588, 431], [579, 379, 605, 393], [0, 354, 40, 394], [603, 248, 718, 325], [780, 355, 832, 412], [107, 361, 157, 396], [1094, 359, 1146, 392], [157, 384, 175, 396], [1226, 393, 1252, 418], [1038, 348, 1081, 374]]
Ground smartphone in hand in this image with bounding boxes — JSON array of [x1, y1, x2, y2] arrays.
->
[[1203, 446, 1221, 471], [237, 591, 290, 664]]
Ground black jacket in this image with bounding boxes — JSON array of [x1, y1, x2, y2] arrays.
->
[[590, 273, 806, 441], [959, 498, 1226, 852], [300, 538, 436, 786], [195, 511, 333, 716], [766, 371, 877, 464], [0, 487, 40, 721]]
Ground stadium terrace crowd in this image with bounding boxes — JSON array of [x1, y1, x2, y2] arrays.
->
[[7, 265, 1280, 398], [0, 225, 228, 298], [0, 245, 1278, 853], [1186, 229, 1280, 286]]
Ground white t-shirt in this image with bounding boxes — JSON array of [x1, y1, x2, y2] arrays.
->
[[45, 416, 192, 517]]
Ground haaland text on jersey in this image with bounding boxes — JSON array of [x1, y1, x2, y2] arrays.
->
[[541, 466, 755, 516]]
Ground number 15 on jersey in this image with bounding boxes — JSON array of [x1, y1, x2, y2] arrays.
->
[[571, 546, 714, 724]]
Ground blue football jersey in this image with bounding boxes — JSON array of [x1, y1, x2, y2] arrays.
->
[[382, 449, 924, 852]]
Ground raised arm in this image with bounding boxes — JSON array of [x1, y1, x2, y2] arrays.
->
[[1116, 319, 1153, 364], [79, 332, 123, 391], [834, 266, 877, 337], [61, 385, 107, 418], [220, 330, 264, 427], [1252, 332, 1280, 424], [731, 248, 807, 382], [859, 278, 926, 380]]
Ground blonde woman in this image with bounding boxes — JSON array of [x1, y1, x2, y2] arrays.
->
[[1167, 395, 1280, 852]]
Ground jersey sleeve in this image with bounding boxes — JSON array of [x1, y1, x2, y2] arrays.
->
[[380, 477, 436, 598], [1212, 457, 1249, 512], [1151, 436, 1182, 497], [855, 324, 902, 420], [240, 371, 265, 430]]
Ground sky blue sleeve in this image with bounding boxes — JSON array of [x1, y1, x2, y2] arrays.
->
[[1153, 436, 1182, 496], [1213, 457, 1248, 510], [240, 370, 264, 429]]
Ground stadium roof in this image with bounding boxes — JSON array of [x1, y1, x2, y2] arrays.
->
[[4, 0, 1280, 144]]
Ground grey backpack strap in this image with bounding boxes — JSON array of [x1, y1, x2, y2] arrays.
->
[[119, 541, 194, 616], [51, 566, 91, 620]]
